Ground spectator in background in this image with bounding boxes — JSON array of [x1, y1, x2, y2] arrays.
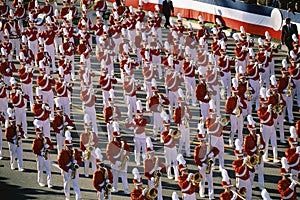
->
[[288, 0, 300, 14], [162, 0, 174, 28], [116, 0, 122, 6], [281, 17, 299, 56]]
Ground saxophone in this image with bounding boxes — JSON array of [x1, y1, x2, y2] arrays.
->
[[235, 96, 242, 117], [84, 132, 94, 161], [246, 81, 252, 101], [118, 141, 128, 170], [183, 106, 190, 128], [273, 93, 284, 115], [71, 150, 79, 179], [43, 138, 49, 160], [286, 77, 293, 97], [103, 167, 112, 199], [16, 125, 22, 148]]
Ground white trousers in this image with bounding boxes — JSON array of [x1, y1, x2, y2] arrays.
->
[[249, 79, 260, 110], [56, 133, 65, 154], [262, 124, 277, 160], [42, 90, 54, 119], [59, 96, 70, 117], [293, 79, 300, 107], [83, 153, 97, 177], [83, 106, 98, 134], [153, 112, 164, 138], [148, 178, 163, 200], [198, 166, 214, 199], [36, 119, 51, 139], [282, 94, 294, 122], [62, 169, 81, 200], [200, 101, 209, 122], [220, 72, 232, 98], [230, 114, 244, 143], [36, 155, 52, 186], [8, 141, 23, 169], [168, 91, 178, 120], [0, 98, 8, 119], [134, 136, 146, 165], [22, 82, 34, 108], [44, 44, 56, 73], [236, 178, 252, 200], [184, 77, 196, 105], [126, 95, 137, 120], [178, 124, 190, 157], [15, 106, 27, 136], [111, 167, 129, 192], [210, 135, 224, 169]]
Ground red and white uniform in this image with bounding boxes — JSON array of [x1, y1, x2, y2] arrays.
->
[[10, 88, 28, 136], [162, 128, 180, 180], [77, 41, 92, 69], [225, 95, 246, 145], [92, 166, 113, 200], [80, 131, 99, 177], [0, 83, 8, 119], [32, 102, 51, 138], [218, 55, 235, 98], [32, 135, 54, 186], [278, 176, 297, 200], [257, 104, 278, 161], [22, 25, 39, 59], [196, 79, 211, 122], [39, 28, 57, 73], [14, 3, 27, 31], [178, 172, 198, 200], [289, 65, 300, 107], [4, 20, 21, 57], [106, 139, 130, 192], [37, 73, 55, 118], [61, 39, 76, 79], [174, 103, 192, 157], [6, 122, 25, 170], [256, 50, 271, 88], [123, 76, 139, 120], [196, 51, 209, 75], [36, 49, 52, 74], [142, 63, 158, 100], [206, 67, 221, 115], [19, 46, 34, 67], [182, 59, 197, 105], [80, 88, 98, 134], [98, 73, 117, 107], [234, 45, 248, 72], [58, 148, 82, 200], [55, 79, 72, 116], [184, 34, 197, 60], [52, 112, 74, 153], [0, 59, 16, 87], [232, 158, 255, 200]]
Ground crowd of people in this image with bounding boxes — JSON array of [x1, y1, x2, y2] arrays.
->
[[0, 0, 299, 199]]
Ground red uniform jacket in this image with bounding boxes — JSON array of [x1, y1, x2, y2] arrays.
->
[[92, 167, 113, 192], [244, 134, 266, 157], [10, 89, 29, 108], [144, 157, 166, 180], [37, 74, 55, 92], [6, 124, 24, 144], [178, 173, 198, 195], [106, 139, 130, 165], [52, 114, 73, 134], [58, 149, 82, 172], [55, 81, 72, 97], [232, 159, 255, 181], [32, 103, 51, 121], [278, 177, 297, 200], [257, 106, 277, 126], [162, 130, 178, 148], [196, 82, 210, 103], [32, 137, 54, 156]]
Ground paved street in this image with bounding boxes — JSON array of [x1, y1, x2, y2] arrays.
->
[[0, 2, 300, 200]]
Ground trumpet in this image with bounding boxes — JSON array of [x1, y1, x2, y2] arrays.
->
[[191, 172, 202, 185], [242, 157, 255, 169], [84, 146, 94, 160], [170, 130, 180, 139], [147, 187, 158, 199], [205, 158, 214, 174]]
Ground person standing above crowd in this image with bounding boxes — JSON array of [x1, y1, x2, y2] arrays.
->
[[281, 17, 299, 57], [162, 0, 174, 28]]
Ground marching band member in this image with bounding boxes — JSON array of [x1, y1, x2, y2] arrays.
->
[[244, 115, 266, 190], [6, 108, 25, 171], [52, 100, 74, 154], [57, 52, 72, 86], [99, 67, 117, 107], [268, 75, 286, 143], [288, 54, 300, 111], [130, 168, 149, 200], [3, 9, 21, 58], [225, 77, 246, 147], [79, 63, 95, 89], [92, 148, 113, 200], [18, 50, 34, 108], [182, 52, 197, 106], [175, 13, 185, 45], [0, 32, 13, 62], [233, 33, 248, 73], [194, 120, 219, 199], [206, 57, 221, 115], [0, 112, 4, 159], [39, 16, 57, 73], [134, 22, 144, 64], [264, 31, 278, 76], [106, 121, 130, 194], [211, 27, 222, 67], [36, 39, 52, 74], [144, 137, 165, 200], [196, 72, 211, 123], [125, 100, 147, 166], [61, 36, 76, 80], [77, 34, 92, 69], [22, 15, 39, 58], [174, 89, 192, 157], [135, 0, 145, 26], [246, 49, 264, 110], [257, 87, 279, 163], [0, 79, 8, 119], [177, 154, 198, 200], [10, 78, 28, 138], [196, 38, 209, 77], [32, 88, 51, 138], [80, 87, 98, 134], [257, 38, 271, 88], [78, 4, 93, 31], [206, 100, 226, 171], [123, 73, 140, 120], [36, 67, 55, 119], [55, 73, 72, 116], [148, 83, 169, 141], [285, 126, 298, 162], [153, 5, 162, 44], [58, 131, 82, 200], [18, 36, 34, 67], [218, 41, 235, 99], [165, 59, 183, 121], [196, 16, 210, 44], [215, 18, 227, 42], [232, 139, 254, 200], [80, 114, 99, 177], [161, 115, 180, 181], [32, 126, 54, 188], [183, 23, 197, 60], [0, 49, 16, 87], [277, 63, 296, 123], [278, 172, 298, 200], [104, 90, 122, 142]]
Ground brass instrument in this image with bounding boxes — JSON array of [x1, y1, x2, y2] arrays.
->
[[49, 0, 56, 4], [219, 116, 230, 126], [191, 172, 202, 185], [80, 0, 95, 13], [205, 158, 214, 174], [235, 97, 242, 117], [16, 125, 21, 147], [71, 150, 79, 179], [170, 130, 180, 139], [286, 77, 293, 97], [183, 106, 190, 128], [246, 81, 252, 101], [43, 138, 49, 160], [103, 167, 112, 199], [119, 141, 128, 170], [84, 132, 94, 160], [242, 157, 254, 169], [230, 187, 247, 200], [205, 82, 212, 100], [146, 187, 158, 199]]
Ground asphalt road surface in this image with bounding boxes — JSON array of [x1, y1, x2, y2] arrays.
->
[[0, 2, 299, 200]]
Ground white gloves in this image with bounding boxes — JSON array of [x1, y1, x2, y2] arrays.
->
[[44, 144, 49, 149], [207, 152, 214, 158], [6, 68, 10, 73], [150, 177, 155, 182], [72, 160, 77, 164], [243, 157, 248, 165], [44, 74, 48, 79], [41, 151, 45, 156], [142, 188, 148, 196], [242, 46, 247, 51], [42, 104, 46, 109], [68, 169, 73, 173], [204, 95, 209, 100], [123, 150, 127, 155], [267, 104, 272, 112], [187, 173, 193, 181], [115, 161, 121, 167]]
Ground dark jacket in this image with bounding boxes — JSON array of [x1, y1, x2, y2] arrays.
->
[[162, 0, 174, 16], [281, 23, 298, 46]]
